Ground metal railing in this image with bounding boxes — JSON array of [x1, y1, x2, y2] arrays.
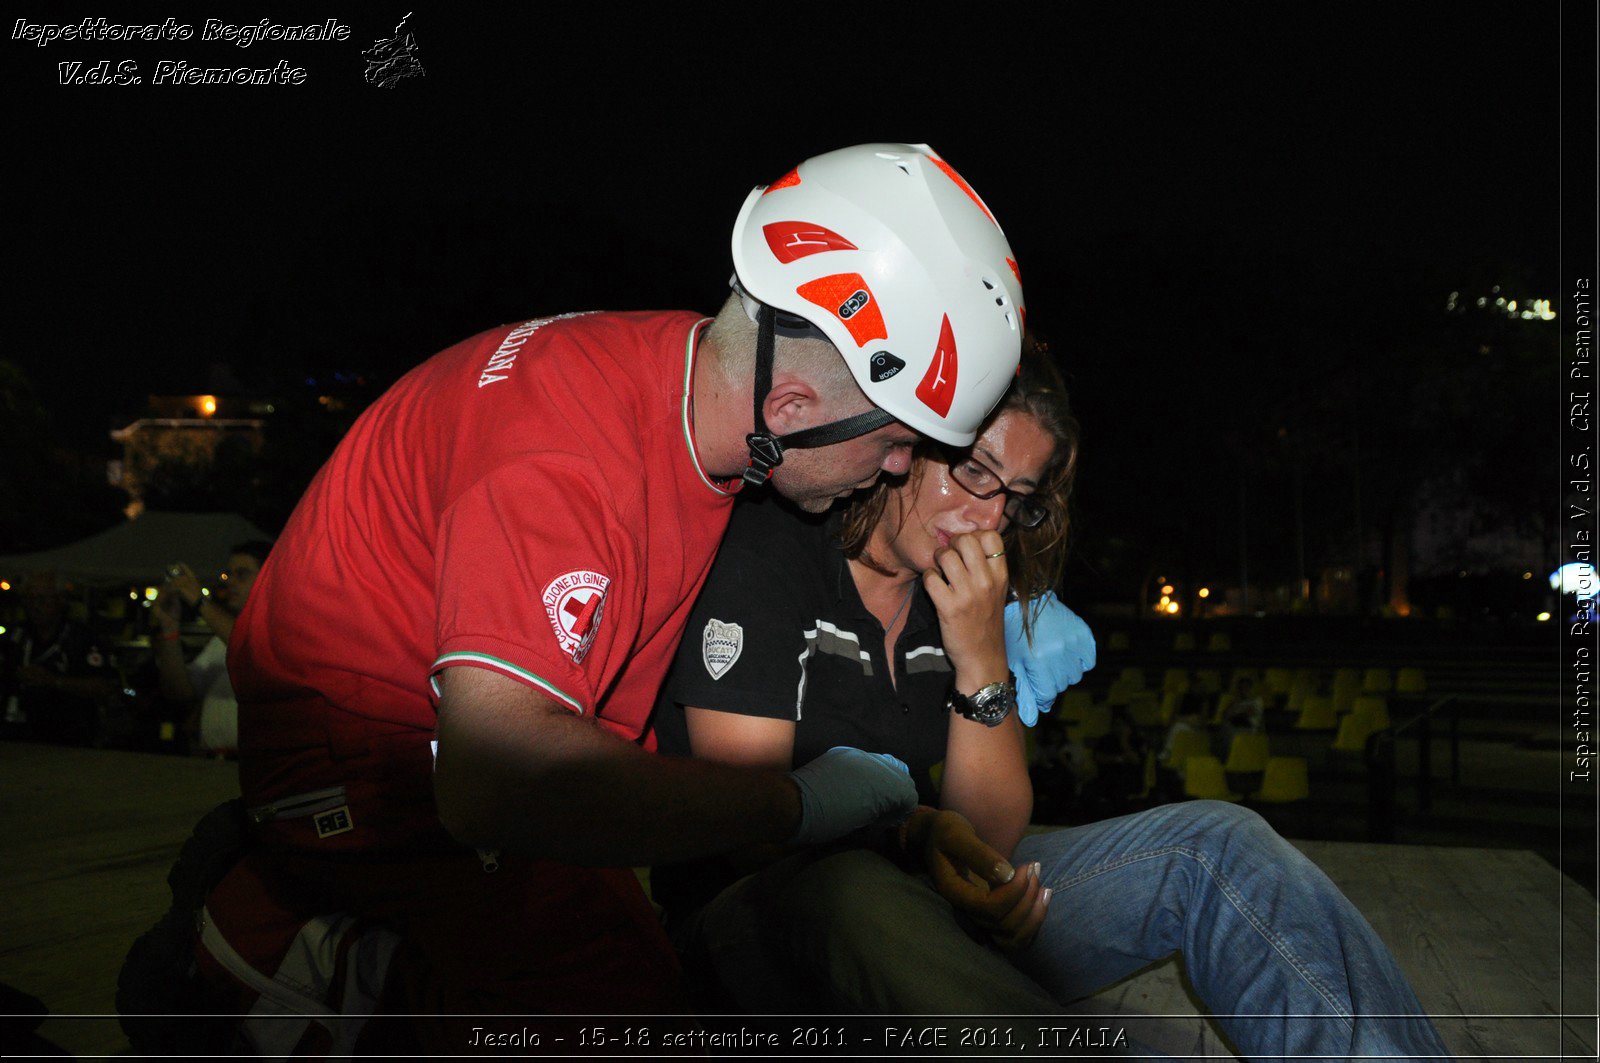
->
[[1365, 694, 1459, 842]]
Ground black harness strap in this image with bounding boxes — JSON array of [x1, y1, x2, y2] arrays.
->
[[742, 305, 899, 487]]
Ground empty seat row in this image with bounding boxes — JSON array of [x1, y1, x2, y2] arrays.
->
[[1183, 755, 1309, 803]]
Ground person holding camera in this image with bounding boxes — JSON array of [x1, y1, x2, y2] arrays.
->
[[151, 541, 271, 755]]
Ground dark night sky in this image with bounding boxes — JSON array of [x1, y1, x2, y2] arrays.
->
[[4, 2, 1586, 587]]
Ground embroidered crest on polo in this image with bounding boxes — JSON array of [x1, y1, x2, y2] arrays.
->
[[542, 570, 610, 664], [702, 619, 744, 680]]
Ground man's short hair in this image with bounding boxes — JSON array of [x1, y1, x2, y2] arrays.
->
[[703, 292, 864, 410]]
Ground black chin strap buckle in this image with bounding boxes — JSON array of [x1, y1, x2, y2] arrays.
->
[[742, 431, 784, 486]]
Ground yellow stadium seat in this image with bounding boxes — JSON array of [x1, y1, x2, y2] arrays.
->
[[1210, 692, 1237, 725], [1161, 729, 1212, 771], [1285, 672, 1316, 713], [1106, 678, 1138, 707], [1057, 689, 1093, 722], [1350, 695, 1391, 732], [1362, 668, 1393, 695], [1294, 695, 1337, 731], [1195, 669, 1223, 695], [1331, 669, 1361, 714], [1253, 757, 1310, 802], [1396, 667, 1427, 694], [1159, 689, 1185, 725], [1206, 632, 1232, 652], [1079, 703, 1112, 739], [1162, 668, 1191, 694], [1184, 756, 1241, 801], [1108, 631, 1131, 652], [1137, 750, 1157, 798], [1119, 666, 1146, 691], [1174, 632, 1197, 652], [1263, 668, 1293, 697], [1330, 713, 1371, 753], [1127, 692, 1163, 728], [1223, 733, 1271, 774]]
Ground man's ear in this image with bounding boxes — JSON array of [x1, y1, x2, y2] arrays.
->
[[760, 376, 823, 436]]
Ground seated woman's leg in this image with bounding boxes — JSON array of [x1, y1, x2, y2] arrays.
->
[[1011, 801, 1452, 1060], [690, 847, 1061, 1015]]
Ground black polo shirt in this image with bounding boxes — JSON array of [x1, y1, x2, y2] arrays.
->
[[651, 495, 957, 922]]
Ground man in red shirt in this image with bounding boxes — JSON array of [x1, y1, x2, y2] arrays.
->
[[197, 144, 1029, 1049]]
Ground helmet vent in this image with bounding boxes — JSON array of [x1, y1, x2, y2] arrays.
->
[[875, 152, 914, 176], [981, 274, 1007, 308]]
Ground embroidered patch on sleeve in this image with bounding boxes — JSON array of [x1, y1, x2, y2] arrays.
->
[[702, 619, 744, 680], [542, 570, 611, 664]]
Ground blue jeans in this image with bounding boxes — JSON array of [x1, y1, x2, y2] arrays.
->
[[680, 801, 1451, 1060], [1011, 801, 1449, 1059]]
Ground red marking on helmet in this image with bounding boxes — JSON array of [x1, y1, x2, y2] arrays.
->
[[797, 273, 887, 347], [1006, 257, 1021, 284], [763, 168, 802, 195], [915, 315, 959, 418], [763, 221, 859, 264], [929, 157, 996, 225]]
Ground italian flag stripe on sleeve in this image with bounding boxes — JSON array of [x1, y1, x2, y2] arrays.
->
[[430, 652, 585, 714]]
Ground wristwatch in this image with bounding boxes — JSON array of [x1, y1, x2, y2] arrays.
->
[[947, 672, 1017, 728]]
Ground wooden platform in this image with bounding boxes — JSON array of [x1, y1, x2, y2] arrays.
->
[[1070, 841, 1598, 1059], [1, 743, 1595, 1058]]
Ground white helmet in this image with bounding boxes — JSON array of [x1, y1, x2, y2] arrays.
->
[[732, 143, 1025, 447]]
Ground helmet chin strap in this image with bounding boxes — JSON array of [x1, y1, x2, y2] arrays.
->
[[743, 304, 898, 487]]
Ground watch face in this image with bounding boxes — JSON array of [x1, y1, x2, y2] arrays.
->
[[953, 678, 1017, 727]]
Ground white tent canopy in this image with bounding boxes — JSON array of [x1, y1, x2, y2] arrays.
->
[[0, 512, 271, 586]]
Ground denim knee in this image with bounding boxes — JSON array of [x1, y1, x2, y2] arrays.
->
[[1170, 799, 1274, 839]]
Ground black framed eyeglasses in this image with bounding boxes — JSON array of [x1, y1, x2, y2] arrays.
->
[[945, 454, 1050, 528]]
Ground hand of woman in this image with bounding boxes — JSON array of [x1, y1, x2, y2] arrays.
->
[[914, 808, 1050, 953], [922, 530, 1010, 692], [166, 563, 204, 608], [151, 587, 182, 635]]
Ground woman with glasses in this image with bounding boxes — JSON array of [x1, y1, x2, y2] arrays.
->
[[651, 352, 1451, 1059]]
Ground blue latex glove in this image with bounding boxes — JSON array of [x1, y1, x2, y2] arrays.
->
[[1004, 593, 1096, 726], [788, 746, 918, 847]]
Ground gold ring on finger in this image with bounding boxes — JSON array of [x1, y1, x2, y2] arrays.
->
[[985, 550, 1006, 559]]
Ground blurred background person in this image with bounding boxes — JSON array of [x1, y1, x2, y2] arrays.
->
[[1, 571, 119, 745], [150, 541, 271, 756]]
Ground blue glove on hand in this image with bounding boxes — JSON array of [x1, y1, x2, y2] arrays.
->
[[1004, 593, 1096, 726], [788, 746, 918, 847]]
